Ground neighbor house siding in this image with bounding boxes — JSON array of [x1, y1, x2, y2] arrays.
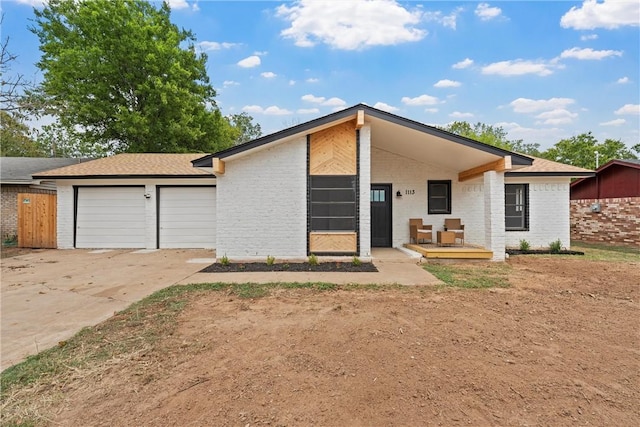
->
[[505, 177, 571, 249], [370, 147, 484, 248], [217, 137, 307, 260]]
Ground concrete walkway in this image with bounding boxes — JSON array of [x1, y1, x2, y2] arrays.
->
[[180, 248, 439, 286]]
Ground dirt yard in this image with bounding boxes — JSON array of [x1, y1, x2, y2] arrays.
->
[[5, 254, 640, 426]]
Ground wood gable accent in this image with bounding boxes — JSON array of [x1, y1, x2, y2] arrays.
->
[[212, 158, 225, 175], [309, 121, 357, 175], [458, 156, 512, 182]]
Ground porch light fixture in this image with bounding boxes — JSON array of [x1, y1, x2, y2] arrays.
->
[[396, 191, 402, 198]]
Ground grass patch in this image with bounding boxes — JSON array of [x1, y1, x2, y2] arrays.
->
[[423, 263, 511, 289], [571, 241, 640, 262]]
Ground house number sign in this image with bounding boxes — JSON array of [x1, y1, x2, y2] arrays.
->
[[405, 190, 415, 195]]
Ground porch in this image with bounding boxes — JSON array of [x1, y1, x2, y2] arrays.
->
[[403, 243, 493, 260]]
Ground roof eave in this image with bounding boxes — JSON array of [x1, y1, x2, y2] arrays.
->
[[505, 171, 595, 178], [31, 174, 216, 180]]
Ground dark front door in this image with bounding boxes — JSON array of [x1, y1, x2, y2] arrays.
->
[[371, 184, 392, 247]]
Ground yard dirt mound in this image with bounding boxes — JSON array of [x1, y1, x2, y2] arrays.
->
[[45, 256, 640, 426]]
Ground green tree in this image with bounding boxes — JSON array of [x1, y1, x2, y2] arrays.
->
[[228, 112, 262, 145], [542, 132, 638, 169], [30, 0, 236, 155], [441, 121, 541, 155], [0, 111, 44, 157]]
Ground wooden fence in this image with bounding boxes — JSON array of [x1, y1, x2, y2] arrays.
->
[[18, 193, 57, 248]]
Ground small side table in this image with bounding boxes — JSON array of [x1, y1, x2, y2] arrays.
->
[[437, 231, 456, 246]]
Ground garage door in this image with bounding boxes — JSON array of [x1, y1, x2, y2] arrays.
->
[[158, 187, 216, 249], [76, 187, 146, 248]]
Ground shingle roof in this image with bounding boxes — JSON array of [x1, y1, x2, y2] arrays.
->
[[1, 157, 90, 183], [32, 153, 214, 178], [506, 156, 594, 177]]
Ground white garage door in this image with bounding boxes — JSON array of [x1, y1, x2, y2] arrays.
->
[[76, 187, 146, 248], [159, 187, 216, 249]]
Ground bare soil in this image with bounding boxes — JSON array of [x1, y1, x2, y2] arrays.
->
[[22, 256, 640, 426]]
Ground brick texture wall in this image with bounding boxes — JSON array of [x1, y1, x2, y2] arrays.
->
[[1, 185, 56, 239], [571, 197, 640, 247]]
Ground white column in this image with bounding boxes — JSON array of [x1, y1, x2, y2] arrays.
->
[[358, 124, 372, 258], [56, 184, 74, 249], [144, 184, 156, 249], [483, 171, 506, 261]]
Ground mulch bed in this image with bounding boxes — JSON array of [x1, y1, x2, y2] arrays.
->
[[200, 262, 378, 273], [506, 249, 585, 256]]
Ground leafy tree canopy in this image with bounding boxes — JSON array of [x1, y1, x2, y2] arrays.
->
[[229, 112, 262, 145], [0, 111, 44, 157], [440, 121, 541, 155], [541, 132, 638, 170], [30, 0, 240, 156]]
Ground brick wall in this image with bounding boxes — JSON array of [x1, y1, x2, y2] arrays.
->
[[1, 185, 56, 239], [570, 197, 640, 247]]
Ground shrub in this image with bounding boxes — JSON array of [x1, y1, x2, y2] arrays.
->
[[308, 253, 319, 266], [220, 254, 230, 266], [549, 239, 562, 254], [352, 256, 361, 266], [266, 255, 275, 266], [519, 239, 530, 251]]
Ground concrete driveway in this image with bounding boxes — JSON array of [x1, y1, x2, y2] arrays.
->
[[1, 249, 214, 371]]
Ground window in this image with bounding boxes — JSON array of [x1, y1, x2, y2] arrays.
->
[[428, 180, 451, 214], [505, 184, 529, 231], [310, 176, 356, 231]]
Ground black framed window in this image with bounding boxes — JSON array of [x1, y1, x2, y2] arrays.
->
[[310, 176, 356, 231], [428, 180, 451, 214], [505, 184, 529, 231]]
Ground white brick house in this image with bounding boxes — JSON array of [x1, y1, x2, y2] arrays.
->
[[35, 104, 593, 261]]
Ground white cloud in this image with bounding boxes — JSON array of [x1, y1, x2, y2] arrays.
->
[[323, 97, 347, 107], [475, 3, 502, 21], [222, 80, 239, 88], [306, 78, 319, 83], [302, 94, 325, 103], [615, 104, 640, 115], [16, 0, 46, 6], [253, 51, 268, 56], [425, 108, 439, 113], [401, 94, 440, 106], [424, 7, 464, 30], [535, 109, 578, 125], [297, 108, 320, 114], [242, 105, 292, 115], [301, 94, 346, 108], [289, 80, 296, 86], [560, 47, 622, 60], [600, 118, 626, 126], [496, 122, 566, 148], [198, 41, 239, 51], [434, 79, 461, 88], [165, 0, 199, 11], [373, 102, 399, 113], [617, 76, 629, 84], [261, 72, 277, 78], [580, 34, 598, 41], [276, 0, 426, 50], [561, 0, 640, 30], [510, 97, 575, 113], [237, 55, 261, 68], [482, 59, 558, 76], [450, 111, 474, 118], [452, 58, 474, 69]]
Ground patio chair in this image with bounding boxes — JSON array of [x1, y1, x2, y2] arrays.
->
[[409, 218, 433, 244], [444, 218, 465, 245]]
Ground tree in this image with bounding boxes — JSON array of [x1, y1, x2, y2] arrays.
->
[[542, 132, 638, 170], [441, 121, 541, 155], [228, 112, 262, 145], [0, 111, 44, 157], [30, 0, 237, 155]]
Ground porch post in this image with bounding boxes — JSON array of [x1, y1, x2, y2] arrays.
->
[[483, 170, 506, 261]]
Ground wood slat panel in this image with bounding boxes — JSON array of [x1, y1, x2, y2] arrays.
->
[[18, 193, 56, 249], [309, 121, 357, 175], [309, 232, 357, 253]]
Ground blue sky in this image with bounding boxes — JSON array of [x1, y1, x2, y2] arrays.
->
[[3, 0, 639, 150]]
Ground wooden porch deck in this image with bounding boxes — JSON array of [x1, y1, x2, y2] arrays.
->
[[404, 243, 493, 260]]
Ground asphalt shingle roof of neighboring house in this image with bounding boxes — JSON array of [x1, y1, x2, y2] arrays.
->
[[0, 157, 90, 183], [506, 156, 594, 177], [32, 153, 214, 179]]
